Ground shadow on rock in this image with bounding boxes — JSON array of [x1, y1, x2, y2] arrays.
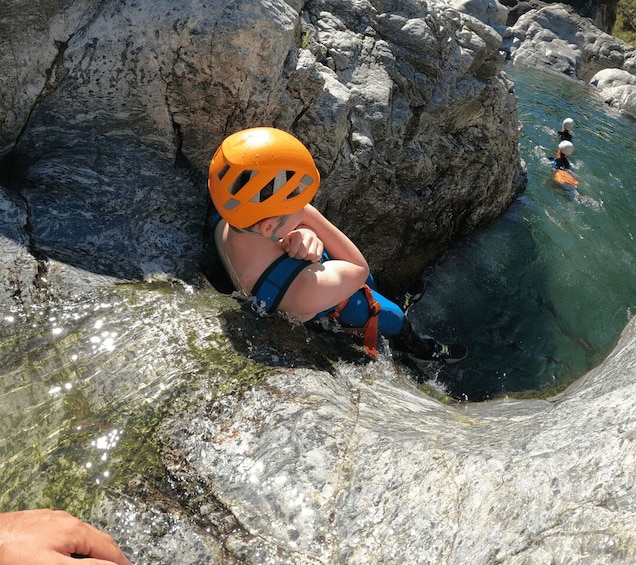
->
[[217, 300, 373, 374]]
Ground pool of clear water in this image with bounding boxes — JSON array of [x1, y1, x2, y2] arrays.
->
[[410, 65, 636, 401]]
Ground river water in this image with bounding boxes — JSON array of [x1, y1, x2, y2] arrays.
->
[[410, 64, 636, 401], [0, 65, 634, 521]]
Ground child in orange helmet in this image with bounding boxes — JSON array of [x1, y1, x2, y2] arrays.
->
[[206, 127, 467, 364]]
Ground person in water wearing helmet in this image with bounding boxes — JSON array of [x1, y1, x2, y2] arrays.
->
[[553, 140, 575, 170], [557, 118, 574, 142], [206, 126, 467, 364]]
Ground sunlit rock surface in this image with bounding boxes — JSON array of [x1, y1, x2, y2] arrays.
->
[[1, 278, 634, 564], [590, 68, 636, 119], [506, 4, 636, 80], [87, 290, 636, 565]]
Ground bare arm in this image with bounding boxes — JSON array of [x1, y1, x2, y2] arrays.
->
[[298, 204, 369, 269], [278, 204, 370, 320]]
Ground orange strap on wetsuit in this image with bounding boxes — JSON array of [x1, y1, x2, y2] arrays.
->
[[328, 284, 381, 358], [247, 245, 385, 358]]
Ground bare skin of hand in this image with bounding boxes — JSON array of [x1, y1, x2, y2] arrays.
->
[[0, 509, 130, 565], [279, 227, 324, 262]]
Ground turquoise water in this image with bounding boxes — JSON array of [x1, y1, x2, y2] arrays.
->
[[410, 65, 636, 401]]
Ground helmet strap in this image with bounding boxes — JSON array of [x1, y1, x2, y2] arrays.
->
[[267, 215, 288, 242], [230, 225, 260, 236]]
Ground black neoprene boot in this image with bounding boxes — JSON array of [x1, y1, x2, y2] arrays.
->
[[394, 319, 467, 364], [393, 319, 437, 358]]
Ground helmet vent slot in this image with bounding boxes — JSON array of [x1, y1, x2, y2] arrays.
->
[[229, 169, 257, 195], [287, 174, 314, 198], [258, 170, 296, 202], [224, 198, 241, 211], [217, 164, 230, 180]]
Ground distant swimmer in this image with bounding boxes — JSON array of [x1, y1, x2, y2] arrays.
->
[[552, 140, 579, 189], [552, 140, 574, 170], [557, 118, 574, 142]]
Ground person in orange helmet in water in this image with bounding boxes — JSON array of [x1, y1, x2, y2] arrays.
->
[[205, 127, 467, 364]]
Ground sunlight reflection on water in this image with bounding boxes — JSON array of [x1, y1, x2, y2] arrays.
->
[[0, 284, 218, 514]]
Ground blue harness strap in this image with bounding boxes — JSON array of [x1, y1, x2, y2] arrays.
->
[[246, 249, 407, 359], [251, 254, 313, 314]]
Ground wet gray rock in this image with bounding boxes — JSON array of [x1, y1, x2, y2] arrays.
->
[[2, 275, 635, 564], [151, 316, 636, 564], [0, 0, 525, 304], [505, 4, 636, 82], [0, 183, 38, 305], [80, 285, 635, 565]]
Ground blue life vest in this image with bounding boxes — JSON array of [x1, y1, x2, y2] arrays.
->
[[252, 253, 318, 314], [249, 248, 406, 342], [211, 213, 407, 356]]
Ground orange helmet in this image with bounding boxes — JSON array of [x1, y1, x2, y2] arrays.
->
[[208, 127, 320, 228]]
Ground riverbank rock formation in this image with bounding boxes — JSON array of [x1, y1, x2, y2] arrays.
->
[[1, 1, 636, 565], [500, 0, 619, 32], [503, 3, 636, 118], [0, 0, 525, 300]]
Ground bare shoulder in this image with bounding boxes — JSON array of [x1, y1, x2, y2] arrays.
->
[[279, 259, 368, 321], [216, 224, 285, 294]]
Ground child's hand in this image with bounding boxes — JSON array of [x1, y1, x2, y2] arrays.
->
[[280, 228, 324, 262]]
